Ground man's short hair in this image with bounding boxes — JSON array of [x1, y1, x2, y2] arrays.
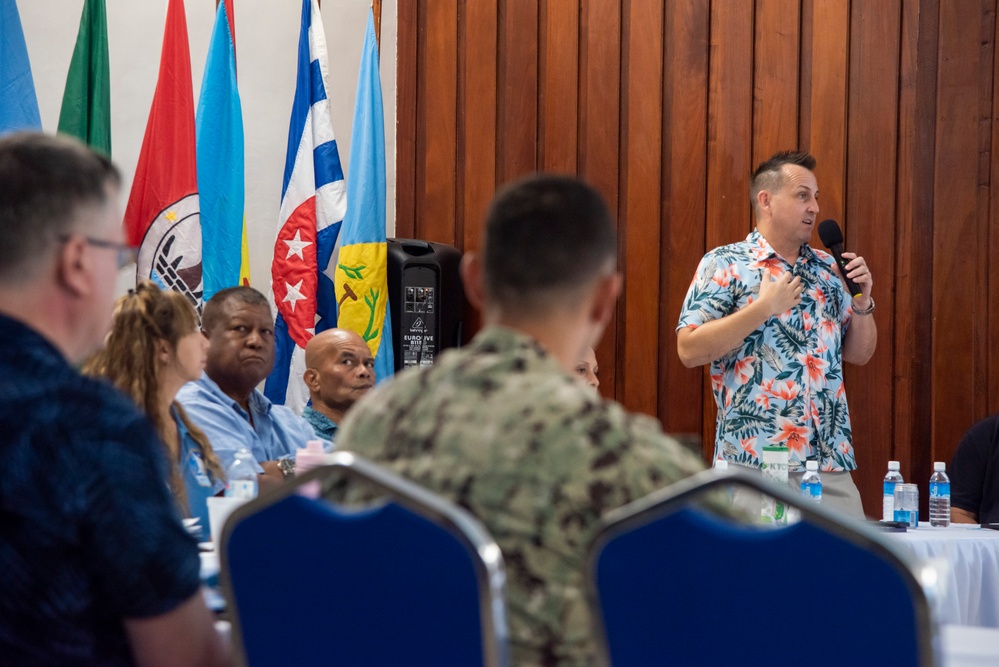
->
[[750, 150, 817, 216], [201, 286, 271, 333], [482, 173, 617, 311], [0, 132, 121, 282]]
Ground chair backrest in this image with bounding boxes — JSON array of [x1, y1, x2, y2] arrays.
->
[[586, 467, 937, 667], [220, 451, 509, 667]]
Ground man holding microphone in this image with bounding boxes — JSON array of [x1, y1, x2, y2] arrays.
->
[[677, 150, 877, 518]]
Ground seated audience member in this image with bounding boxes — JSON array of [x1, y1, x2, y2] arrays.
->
[[575, 346, 599, 389], [177, 286, 316, 489], [336, 173, 705, 665], [84, 281, 224, 532], [301, 328, 376, 442], [0, 133, 230, 665], [950, 412, 999, 524]]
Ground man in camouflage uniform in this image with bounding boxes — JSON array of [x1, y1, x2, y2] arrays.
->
[[336, 174, 705, 665]]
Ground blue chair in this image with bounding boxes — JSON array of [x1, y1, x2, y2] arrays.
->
[[586, 467, 938, 667], [220, 451, 509, 666]]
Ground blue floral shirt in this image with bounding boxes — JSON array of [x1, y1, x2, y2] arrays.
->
[[677, 230, 857, 472]]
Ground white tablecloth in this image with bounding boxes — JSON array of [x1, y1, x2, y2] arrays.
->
[[941, 624, 999, 666], [888, 524, 999, 628]]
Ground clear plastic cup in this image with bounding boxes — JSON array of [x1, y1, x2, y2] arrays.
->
[[893, 483, 919, 528]]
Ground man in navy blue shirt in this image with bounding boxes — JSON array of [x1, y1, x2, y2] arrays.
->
[[0, 133, 230, 666]]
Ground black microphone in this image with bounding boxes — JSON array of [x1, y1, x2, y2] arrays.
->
[[817, 219, 862, 298]]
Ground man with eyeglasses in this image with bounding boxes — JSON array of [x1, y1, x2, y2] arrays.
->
[[0, 133, 231, 666]]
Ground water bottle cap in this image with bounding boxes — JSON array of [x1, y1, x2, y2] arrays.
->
[[933, 461, 946, 472], [888, 460, 900, 470], [805, 460, 818, 471], [714, 459, 728, 471]]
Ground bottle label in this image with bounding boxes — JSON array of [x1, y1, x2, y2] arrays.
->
[[227, 479, 258, 500], [930, 482, 950, 498], [801, 482, 822, 501], [884, 481, 897, 495]]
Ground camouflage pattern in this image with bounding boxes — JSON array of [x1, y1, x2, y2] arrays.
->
[[337, 326, 706, 665]]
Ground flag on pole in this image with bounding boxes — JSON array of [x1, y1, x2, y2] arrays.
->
[[335, 7, 394, 382], [264, 0, 347, 410], [0, 0, 41, 135], [124, 0, 202, 308], [57, 0, 110, 155], [196, 0, 244, 303]]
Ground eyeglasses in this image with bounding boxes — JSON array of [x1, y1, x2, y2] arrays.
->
[[60, 234, 138, 269]]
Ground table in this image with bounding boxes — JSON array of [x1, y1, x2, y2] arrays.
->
[[888, 523, 999, 628], [941, 624, 999, 667]]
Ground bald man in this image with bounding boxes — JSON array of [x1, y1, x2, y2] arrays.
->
[[302, 329, 376, 442]]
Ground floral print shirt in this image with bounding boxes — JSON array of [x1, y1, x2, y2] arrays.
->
[[677, 230, 856, 472]]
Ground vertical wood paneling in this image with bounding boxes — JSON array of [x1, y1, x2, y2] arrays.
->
[[419, 0, 458, 244], [661, 0, 709, 441], [397, 0, 999, 514], [703, 1, 754, 454], [846, 1, 901, 515], [539, 0, 579, 174], [752, 0, 800, 163], [394, 0, 418, 238], [619, 0, 663, 415], [579, 0, 622, 397], [460, 1, 498, 253], [932, 0, 986, 469], [974, 3, 996, 422], [894, 0, 937, 490], [804, 0, 849, 228], [497, 0, 538, 183], [991, 4, 999, 416]]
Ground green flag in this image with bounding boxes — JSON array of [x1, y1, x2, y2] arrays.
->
[[58, 0, 110, 155]]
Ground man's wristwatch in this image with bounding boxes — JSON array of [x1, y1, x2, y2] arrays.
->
[[853, 296, 875, 316], [277, 457, 296, 478]]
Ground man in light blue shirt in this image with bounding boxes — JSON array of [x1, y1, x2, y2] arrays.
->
[[177, 287, 316, 491]]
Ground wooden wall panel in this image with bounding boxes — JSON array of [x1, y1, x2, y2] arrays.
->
[[660, 0, 709, 438], [459, 0, 498, 254], [752, 0, 800, 162], [932, 0, 988, 470], [991, 4, 999, 417], [397, 0, 999, 517], [894, 0, 937, 497], [539, 0, 579, 174], [497, 0, 538, 183], [579, 0, 622, 397], [419, 0, 458, 245], [394, 0, 417, 238], [803, 0, 849, 228], [845, 1, 901, 514], [619, 0, 664, 416]]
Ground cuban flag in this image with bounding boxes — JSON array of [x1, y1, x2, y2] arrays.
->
[[264, 0, 346, 411]]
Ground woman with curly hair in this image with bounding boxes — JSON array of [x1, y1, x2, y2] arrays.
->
[[84, 281, 224, 533]]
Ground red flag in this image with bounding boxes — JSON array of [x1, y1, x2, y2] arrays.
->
[[124, 0, 202, 308]]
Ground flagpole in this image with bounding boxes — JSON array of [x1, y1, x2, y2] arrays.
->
[[373, 0, 382, 56]]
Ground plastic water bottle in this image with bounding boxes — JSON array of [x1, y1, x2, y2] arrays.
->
[[929, 461, 951, 527], [800, 460, 822, 503], [225, 446, 258, 500], [883, 461, 904, 521]]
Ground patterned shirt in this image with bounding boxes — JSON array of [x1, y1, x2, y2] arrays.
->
[[677, 230, 856, 472], [302, 406, 338, 443], [0, 314, 200, 665], [337, 325, 705, 666]]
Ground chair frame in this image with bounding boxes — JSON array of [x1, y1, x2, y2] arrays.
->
[[219, 450, 510, 667], [586, 466, 938, 667]]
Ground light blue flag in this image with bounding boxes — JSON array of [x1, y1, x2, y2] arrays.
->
[[334, 8, 394, 382], [196, 0, 244, 303], [0, 0, 41, 135]]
